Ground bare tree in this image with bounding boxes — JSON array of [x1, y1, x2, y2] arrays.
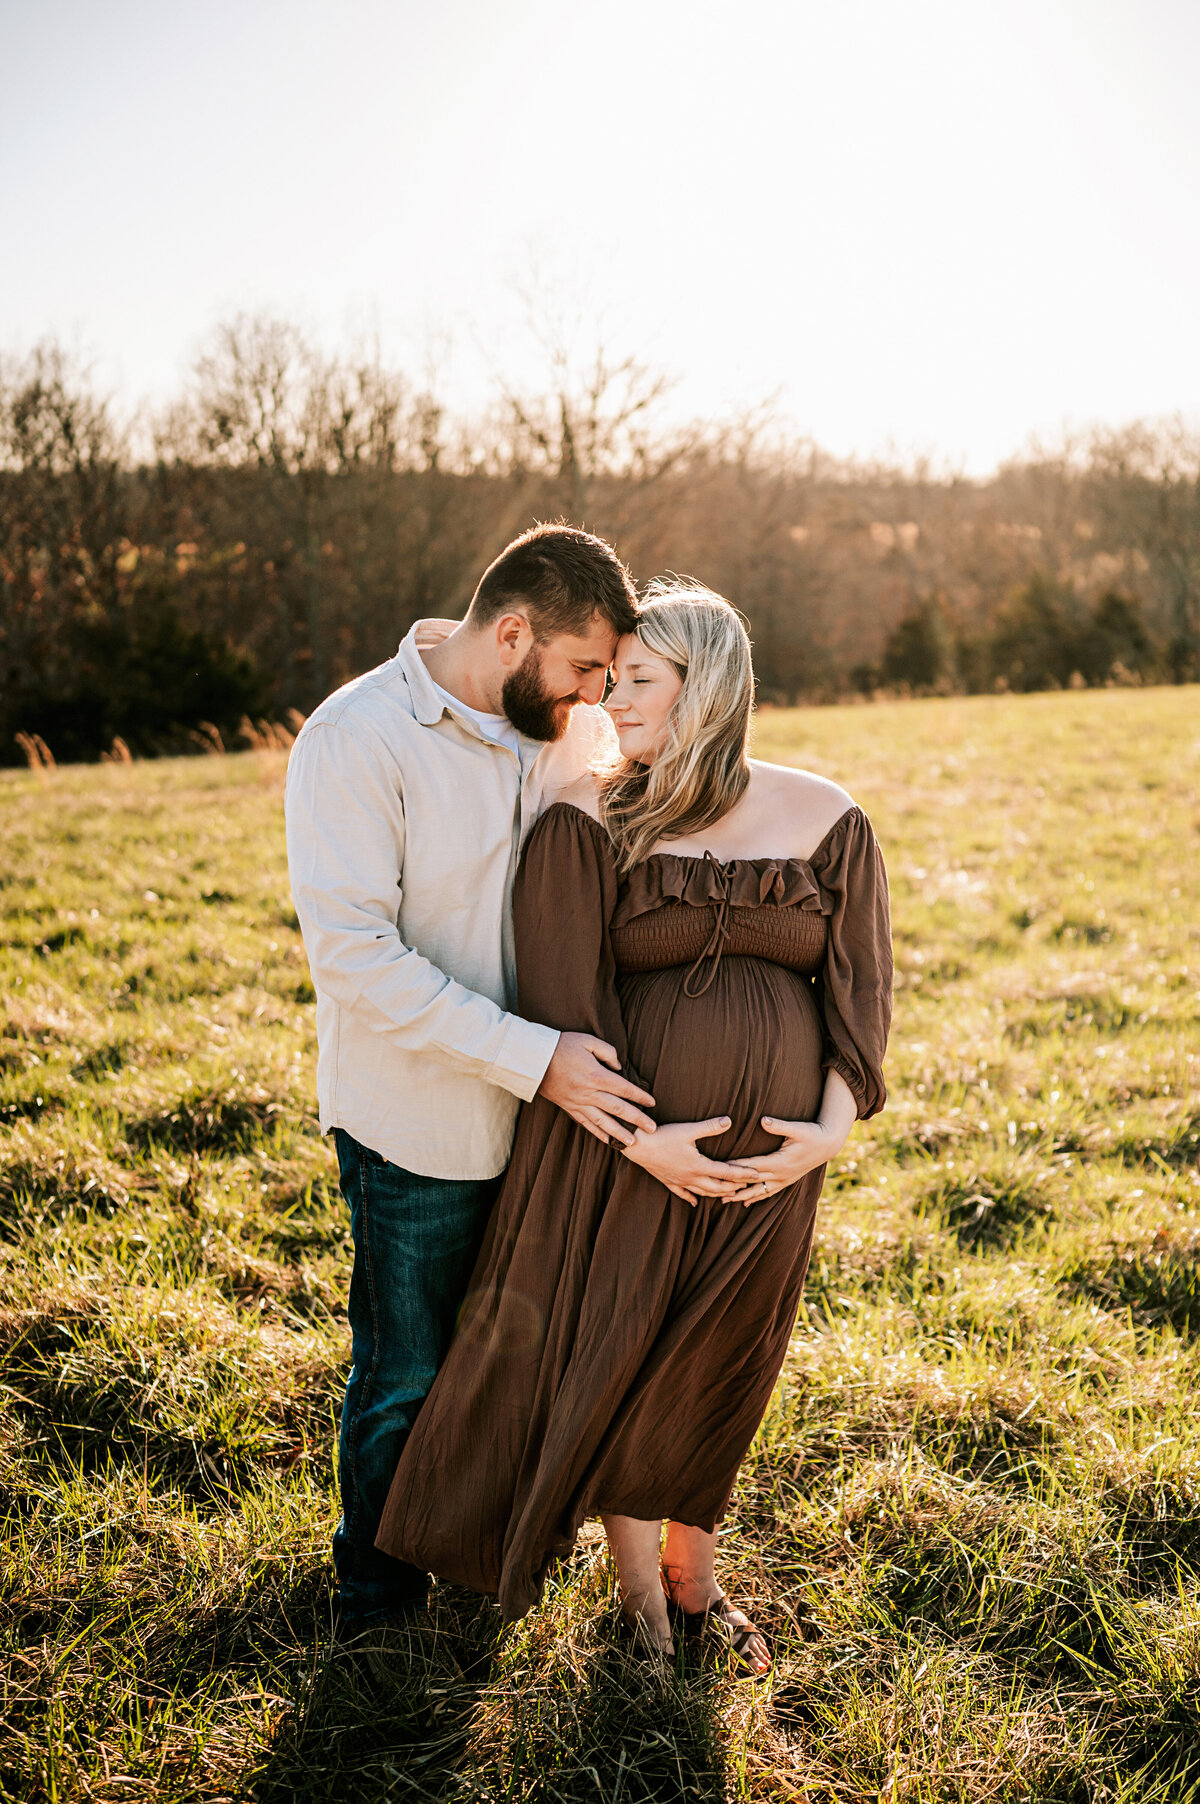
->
[[169, 316, 425, 701], [0, 344, 125, 746], [1086, 418, 1200, 674], [489, 275, 689, 522]]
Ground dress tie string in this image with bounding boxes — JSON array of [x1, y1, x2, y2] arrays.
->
[[682, 852, 737, 998]]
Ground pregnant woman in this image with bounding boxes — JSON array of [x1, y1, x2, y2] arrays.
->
[[376, 583, 892, 1674]]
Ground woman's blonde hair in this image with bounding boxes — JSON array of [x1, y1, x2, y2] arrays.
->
[[599, 579, 754, 872]]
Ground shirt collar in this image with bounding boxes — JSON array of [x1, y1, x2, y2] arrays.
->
[[396, 618, 465, 728], [397, 618, 536, 758]]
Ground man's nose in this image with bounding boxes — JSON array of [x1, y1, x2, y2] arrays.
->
[[578, 668, 608, 705]]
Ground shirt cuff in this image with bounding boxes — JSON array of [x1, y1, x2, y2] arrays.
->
[[485, 1016, 561, 1103]]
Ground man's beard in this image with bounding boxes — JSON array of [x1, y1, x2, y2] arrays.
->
[[501, 644, 577, 741]]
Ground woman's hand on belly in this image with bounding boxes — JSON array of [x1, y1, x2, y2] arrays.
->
[[728, 1069, 858, 1205], [622, 1118, 751, 1207]]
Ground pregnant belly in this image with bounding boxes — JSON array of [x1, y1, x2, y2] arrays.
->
[[618, 955, 827, 1162]]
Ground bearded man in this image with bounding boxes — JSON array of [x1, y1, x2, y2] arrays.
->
[[285, 524, 659, 1643]]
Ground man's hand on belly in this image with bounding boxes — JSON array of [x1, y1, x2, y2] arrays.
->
[[538, 1033, 658, 1147]]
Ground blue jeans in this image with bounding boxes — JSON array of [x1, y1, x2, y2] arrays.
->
[[331, 1128, 500, 1625]]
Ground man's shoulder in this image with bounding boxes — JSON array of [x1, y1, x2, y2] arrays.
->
[[290, 661, 424, 775], [302, 657, 414, 735]]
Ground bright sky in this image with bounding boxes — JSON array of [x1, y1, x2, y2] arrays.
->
[[2, 0, 1198, 473]]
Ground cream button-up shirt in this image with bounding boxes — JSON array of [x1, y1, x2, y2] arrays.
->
[[285, 618, 617, 1179]]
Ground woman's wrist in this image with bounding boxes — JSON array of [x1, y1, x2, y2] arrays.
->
[[814, 1118, 851, 1157], [816, 1068, 857, 1150]]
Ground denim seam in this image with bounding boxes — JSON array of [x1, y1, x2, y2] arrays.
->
[[342, 1141, 381, 1546]]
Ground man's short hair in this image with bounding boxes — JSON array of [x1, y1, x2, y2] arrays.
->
[[467, 523, 638, 642]]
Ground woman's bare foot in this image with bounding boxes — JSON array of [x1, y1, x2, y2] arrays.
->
[[618, 1598, 675, 1658]]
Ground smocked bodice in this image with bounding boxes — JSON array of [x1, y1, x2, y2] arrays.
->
[[610, 849, 830, 996]]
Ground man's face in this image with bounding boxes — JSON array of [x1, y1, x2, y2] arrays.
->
[[501, 615, 620, 741]]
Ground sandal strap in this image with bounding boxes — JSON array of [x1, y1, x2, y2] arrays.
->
[[708, 1596, 760, 1641], [710, 1597, 770, 1675], [667, 1593, 764, 1644]]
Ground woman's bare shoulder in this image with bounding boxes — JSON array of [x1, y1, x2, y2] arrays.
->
[[748, 760, 855, 857], [549, 771, 604, 822]]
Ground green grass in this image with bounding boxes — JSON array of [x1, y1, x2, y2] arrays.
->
[[1, 686, 1198, 1802]]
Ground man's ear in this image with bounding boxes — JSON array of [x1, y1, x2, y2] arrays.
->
[[495, 610, 533, 669]]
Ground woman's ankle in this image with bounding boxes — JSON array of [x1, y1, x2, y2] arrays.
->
[[621, 1583, 668, 1621], [662, 1567, 721, 1613]]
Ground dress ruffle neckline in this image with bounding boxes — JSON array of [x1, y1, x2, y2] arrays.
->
[[612, 854, 826, 928], [576, 803, 863, 930]]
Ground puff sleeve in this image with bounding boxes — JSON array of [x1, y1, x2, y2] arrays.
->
[[512, 803, 630, 1068], [812, 806, 893, 1119]]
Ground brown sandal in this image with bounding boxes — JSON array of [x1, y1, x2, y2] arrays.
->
[[666, 1593, 771, 1679]]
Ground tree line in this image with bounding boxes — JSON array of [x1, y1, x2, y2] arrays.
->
[[2, 316, 1197, 764]]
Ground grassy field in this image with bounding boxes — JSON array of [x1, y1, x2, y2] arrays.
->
[[1, 686, 1198, 1803]]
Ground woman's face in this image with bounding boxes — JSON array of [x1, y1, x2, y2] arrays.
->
[[605, 634, 683, 764]]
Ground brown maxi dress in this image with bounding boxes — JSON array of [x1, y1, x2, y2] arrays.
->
[[375, 799, 893, 1620]]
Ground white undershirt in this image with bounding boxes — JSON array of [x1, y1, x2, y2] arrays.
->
[[429, 677, 523, 759]]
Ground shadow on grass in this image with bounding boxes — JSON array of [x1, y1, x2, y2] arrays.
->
[[1115, 1701, 1200, 1803], [12, 1568, 331, 1699], [1114, 1112, 1200, 1172], [1103, 1468, 1200, 1589], [123, 1085, 294, 1157], [250, 1605, 728, 1804], [0, 1151, 132, 1238], [1, 1570, 339, 1802], [249, 1610, 501, 1803], [1004, 995, 1136, 1042], [520, 1640, 727, 1804], [0, 1299, 334, 1504], [922, 1171, 1057, 1251], [754, 1390, 1060, 1508], [1059, 1227, 1200, 1338]]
